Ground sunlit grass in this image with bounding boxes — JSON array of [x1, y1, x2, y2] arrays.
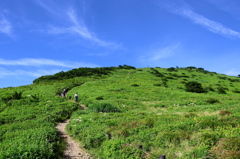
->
[[1, 66, 240, 158], [66, 67, 240, 158]]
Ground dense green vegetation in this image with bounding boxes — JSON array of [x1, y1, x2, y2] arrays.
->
[[0, 83, 80, 158], [33, 65, 136, 84], [1, 66, 240, 158]]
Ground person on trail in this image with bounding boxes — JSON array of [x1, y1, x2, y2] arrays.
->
[[74, 93, 78, 102], [62, 89, 67, 97]]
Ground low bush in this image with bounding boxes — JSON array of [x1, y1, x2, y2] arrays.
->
[[185, 81, 207, 93], [1, 91, 23, 103], [232, 89, 240, 93], [204, 86, 215, 91], [217, 87, 227, 94], [206, 98, 219, 104], [162, 81, 168, 87], [96, 96, 104, 100], [131, 84, 139, 87], [167, 67, 177, 72], [150, 69, 164, 77], [12, 91, 23, 100], [88, 103, 121, 113]]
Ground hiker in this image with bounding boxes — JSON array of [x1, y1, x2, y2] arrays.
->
[[62, 89, 67, 97], [74, 93, 78, 102]]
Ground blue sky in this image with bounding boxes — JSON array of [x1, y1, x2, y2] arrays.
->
[[1, 0, 240, 88]]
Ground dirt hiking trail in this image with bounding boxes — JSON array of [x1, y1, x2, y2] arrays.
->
[[56, 102, 92, 159]]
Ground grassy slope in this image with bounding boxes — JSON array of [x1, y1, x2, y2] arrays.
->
[[0, 67, 240, 158], [67, 68, 240, 158], [0, 82, 82, 158]]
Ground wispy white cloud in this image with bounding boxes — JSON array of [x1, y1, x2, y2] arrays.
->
[[0, 58, 101, 79], [224, 69, 240, 76], [48, 9, 120, 49], [34, 0, 120, 49], [34, 0, 62, 16], [0, 58, 100, 68], [140, 43, 180, 64], [207, 0, 240, 17], [155, 0, 240, 39], [178, 9, 240, 38], [0, 14, 14, 38], [0, 67, 62, 78]]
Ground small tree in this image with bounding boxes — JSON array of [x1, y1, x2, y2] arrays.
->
[[185, 81, 207, 93]]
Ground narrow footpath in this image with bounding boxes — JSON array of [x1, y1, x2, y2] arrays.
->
[[56, 101, 92, 159]]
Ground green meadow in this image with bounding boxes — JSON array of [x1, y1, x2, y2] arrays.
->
[[0, 66, 240, 158]]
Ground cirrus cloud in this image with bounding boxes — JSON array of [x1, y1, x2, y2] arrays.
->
[[154, 0, 240, 39], [48, 9, 120, 49], [139, 43, 181, 65], [0, 58, 100, 68], [0, 67, 62, 78], [34, 0, 120, 49], [0, 14, 14, 38]]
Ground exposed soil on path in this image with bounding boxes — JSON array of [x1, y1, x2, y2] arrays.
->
[[56, 101, 92, 159], [56, 119, 92, 159]]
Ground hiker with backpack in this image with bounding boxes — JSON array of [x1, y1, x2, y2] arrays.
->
[[62, 89, 67, 97], [74, 93, 78, 102]]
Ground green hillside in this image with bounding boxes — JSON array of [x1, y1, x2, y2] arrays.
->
[[0, 66, 240, 158]]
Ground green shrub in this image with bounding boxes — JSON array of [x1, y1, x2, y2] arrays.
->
[[206, 98, 219, 104], [181, 75, 189, 78], [162, 81, 168, 87], [186, 66, 197, 70], [167, 67, 177, 72], [153, 104, 167, 108], [166, 76, 174, 79], [118, 65, 136, 69], [150, 69, 165, 77], [29, 94, 40, 102], [185, 81, 207, 93], [1, 91, 23, 103], [204, 86, 215, 91], [33, 67, 116, 83], [96, 96, 104, 100], [84, 133, 107, 149], [131, 84, 139, 87], [1, 95, 13, 103], [12, 91, 23, 100], [88, 103, 121, 113], [217, 87, 227, 94]]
